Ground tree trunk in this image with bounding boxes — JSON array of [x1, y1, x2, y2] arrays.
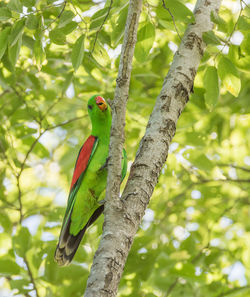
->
[[84, 0, 222, 296]]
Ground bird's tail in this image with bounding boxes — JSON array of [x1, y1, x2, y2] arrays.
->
[[54, 205, 104, 266]]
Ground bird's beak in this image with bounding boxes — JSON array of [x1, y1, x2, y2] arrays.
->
[[95, 96, 107, 111]]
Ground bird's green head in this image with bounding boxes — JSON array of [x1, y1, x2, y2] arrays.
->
[[87, 95, 112, 137]]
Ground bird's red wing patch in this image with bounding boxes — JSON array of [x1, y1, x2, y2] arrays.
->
[[70, 135, 96, 190]]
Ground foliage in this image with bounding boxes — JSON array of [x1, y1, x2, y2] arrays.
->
[[0, 0, 249, 296]]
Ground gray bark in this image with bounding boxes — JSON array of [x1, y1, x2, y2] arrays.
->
[[84, 0, 222, 296]]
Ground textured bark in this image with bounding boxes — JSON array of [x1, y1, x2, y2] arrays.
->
[[84, 0, 221, 296]]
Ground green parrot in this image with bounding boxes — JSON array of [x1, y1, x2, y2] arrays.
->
[[54, 95, 127, 266]]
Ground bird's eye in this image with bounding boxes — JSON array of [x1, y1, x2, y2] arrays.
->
[[88, 105, 93, 110], [97, 102, 103, 106]]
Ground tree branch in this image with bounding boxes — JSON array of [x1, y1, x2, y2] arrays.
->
[[84, 0, 143, 296], [91, 0, 113, 53], [23, 255, 41, 297], [84, 0, 222, 296], [218, 163, 250, 172], [215, 285, 250, 297], [162, 0, 182, 41], [196, 178, 250, 184]]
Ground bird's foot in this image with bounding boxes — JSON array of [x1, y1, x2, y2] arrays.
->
[[99, 157, 110, 172], [98, 199, 106, 205]]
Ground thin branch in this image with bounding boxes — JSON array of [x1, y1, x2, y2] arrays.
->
[[165, 277, 179, 297], [23, 255, 41, 297], [215, 285, 250, 297], [16, 132, 40, 222], [11, 86, 40, 123], [46, 115, 86, 130], [214, 1, 243, 60], [0, 201, 19, 210], [91, 0, 113, 53], [17, 178, 24, 224], [196, 178, 250, 184], [43, 1, 67, 31], [0, 89, 10, 99], [218, 163, 250, 172], [17, 131, 44, 178], [241, 0, 250, 10], [162, 0, 182, 41]]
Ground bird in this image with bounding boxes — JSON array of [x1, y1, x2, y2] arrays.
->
[[54, 95, 127, 266]]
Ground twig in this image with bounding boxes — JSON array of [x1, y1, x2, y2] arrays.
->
[[23, 255, 41, 297], [17, 115, 84, 176], [162, 0, 182, 41], [196, 178, 250, 184], [218, 163, 250, 172], [46, 115, 86, 130], [43, 1, 67, 31], [18, 132, 44, 178], [11, 86, 40, 123], [71, 2, 87, 24], [0, 89, 9, 98], [215, 285, 250, 297], [241, 0, 250, 9], [0, 201, 19, 210], [17, 179, 24, 223], [91, 0, 113, 53], [165, 277, 179, 297], [214, 1, 243, 61]]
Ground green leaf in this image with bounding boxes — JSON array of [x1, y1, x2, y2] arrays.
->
[[203, 66, 219, 110], [7, 0, 22, 13], [91, 41, 110, 67], [61, 21, 78, 35], [8, 35, 22, 66], [111, 7, 128, 47], [157, 0, 194, 23], [10, 279, 30, 294], [9, 18, 25, 47], [34, 141, 50, 158], [58, 10, 75, 28], [71, 35, 85, 71], [217, 56, 241, 97], [0, 7, 12, 21], [13, 226, 31, 257], [22, 34, 35, 49], [90, 7, 109, 30], [0, 27, 11, 60], [238, 16, 250, 31], [188, 152, 214, 171], [0, 212, 12, 232], [26, 14, 39, 30], [210, 11, 227, 33], [203, 31, 221, 45], [0, 258, 20, 275], [34, 17, 45, 68], [21, 0, 36, 7], [49, 28, 66, 45], [34, 38, 45, 68], [135, 22, 155, 63], [62, 71, 74, 94]]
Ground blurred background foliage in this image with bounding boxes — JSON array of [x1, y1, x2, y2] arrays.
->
[[0, 0, 250, 296]]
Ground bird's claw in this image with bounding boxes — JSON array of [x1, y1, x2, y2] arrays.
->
[[99, 156, 110, 171], [98, 199, 106, 205]]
